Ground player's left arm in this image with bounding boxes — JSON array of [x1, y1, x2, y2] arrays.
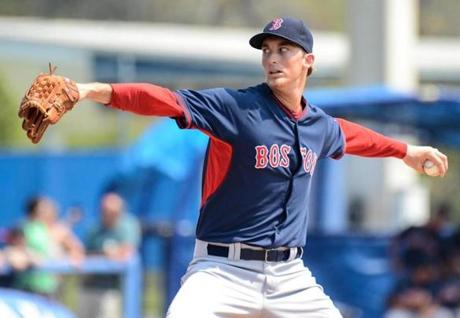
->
[[337, 118, 448, 177]]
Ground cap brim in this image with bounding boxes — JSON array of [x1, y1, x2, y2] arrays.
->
[[249, 32, 308, 52], [249, 32, 273, 49]]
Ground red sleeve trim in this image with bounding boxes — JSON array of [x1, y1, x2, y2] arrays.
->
[[197, 129, 233, 207], [107, 83, 186, 119], [337, 118, 407, 158]]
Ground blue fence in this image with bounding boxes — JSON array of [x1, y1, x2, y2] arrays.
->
[[0, 255, 142, 318], [0, 150, 122, 238], [303, 234, 394, 318]]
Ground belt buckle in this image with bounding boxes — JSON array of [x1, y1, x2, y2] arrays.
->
[[264, 248, 277, 262]]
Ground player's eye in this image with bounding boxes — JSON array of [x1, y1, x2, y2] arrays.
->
[[279, 47, 289, 53], [262, 48, 270, 55]]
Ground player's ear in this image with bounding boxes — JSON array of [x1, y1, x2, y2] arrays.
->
[[304, 53, 315, 69], [303, 53, 314, 77]]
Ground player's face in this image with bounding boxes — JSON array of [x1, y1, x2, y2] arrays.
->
[[261, 37, 314, 90]]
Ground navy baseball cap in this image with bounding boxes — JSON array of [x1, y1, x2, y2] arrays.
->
[[249, 17, 314, 53]]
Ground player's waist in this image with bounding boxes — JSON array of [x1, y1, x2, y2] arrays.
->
[[194, 239, 303, 263]]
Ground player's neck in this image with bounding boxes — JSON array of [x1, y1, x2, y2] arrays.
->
[[271, 87, 304, 114]]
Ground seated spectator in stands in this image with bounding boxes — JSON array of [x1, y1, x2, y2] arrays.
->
[[385, 248, 454, 318], [17, 196, 60, 296], [80, 192, 141, 318], [424, 203, 456, 239], [86, 192, 140, 260], [436, 228, 460, 317], [4, 228, 41, 271], [0, 228, 40, 288], [13, 196, 83, 297], [39, 198, 85, 264], [390, 225, 442, 275]]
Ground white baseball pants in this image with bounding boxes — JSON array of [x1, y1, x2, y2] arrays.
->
[[166, 240, 342, 318]]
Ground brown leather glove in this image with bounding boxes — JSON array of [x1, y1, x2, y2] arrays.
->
[[18, 63, 79, 144]]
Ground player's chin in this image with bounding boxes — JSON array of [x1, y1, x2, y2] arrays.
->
[[266, 77, 287, 90]]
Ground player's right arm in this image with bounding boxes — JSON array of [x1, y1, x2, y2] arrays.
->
[[77, 82, 112, 104], [76, 82, 238, 140], [76, 82, 185, 118]]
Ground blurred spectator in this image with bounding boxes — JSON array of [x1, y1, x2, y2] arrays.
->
[[390, 226, 442, 275], [16, 196, 60, 296], [86, 192, 140, 259], [0, 228, 41, 288], [387, 205, 460, 318], [436, 228, 460, 316], [4, 228, 41, 271], [390, 203, 457, 271], [80, 192, 141, 318], [15, 196, 84, 296], [384, 248, 454, 318], [425, 203, 456, 239], [39, 198, 85, 264]]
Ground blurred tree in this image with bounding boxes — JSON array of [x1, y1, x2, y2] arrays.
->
[[0, 0, 344, 30], [1, 0, 459, 36], [0, 71, 19, 146], [420, 0, 460, 37]]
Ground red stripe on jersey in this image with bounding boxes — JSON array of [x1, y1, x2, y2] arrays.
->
[[337, 118, 407, 158], [199, 132, 233, 206], [108, 83, 185, 117], [271, 93, 307, 120]]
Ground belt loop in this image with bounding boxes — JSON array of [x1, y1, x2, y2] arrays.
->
[[234, 243, 241, 261], [287, 247, 296, 261], [229, 243, 241, 261], [227, 243, 234, 260], [194, 239, 207, 258]]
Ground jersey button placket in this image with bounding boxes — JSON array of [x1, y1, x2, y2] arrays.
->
[[277, 122, 300, 245], [289, 123, 302, 209]]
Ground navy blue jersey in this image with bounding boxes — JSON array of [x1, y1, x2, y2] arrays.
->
[[175, 83, 344, 248]]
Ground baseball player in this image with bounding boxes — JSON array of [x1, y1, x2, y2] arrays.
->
[[74, 17, 448, 318]]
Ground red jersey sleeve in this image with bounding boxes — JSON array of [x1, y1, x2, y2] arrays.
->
[[336, 118, 407, 158], [108, 83, 185, 118]]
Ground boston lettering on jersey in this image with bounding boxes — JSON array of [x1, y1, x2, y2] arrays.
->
[[255, 144, 317, 175]]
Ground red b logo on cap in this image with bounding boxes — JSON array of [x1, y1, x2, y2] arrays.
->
[[269, 18, 284, 31]]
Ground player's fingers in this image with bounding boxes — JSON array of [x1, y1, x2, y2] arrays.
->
[[424, 148, 445, 177], [432, 149, 448, 176], [431, 149, 447, 177], [437, 151, 448, 172]]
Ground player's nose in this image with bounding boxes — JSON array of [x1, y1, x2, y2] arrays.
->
[[266, 54, 280, 65]]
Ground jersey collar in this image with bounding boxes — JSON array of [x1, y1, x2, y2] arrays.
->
[[262, 83, 309, 121]]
